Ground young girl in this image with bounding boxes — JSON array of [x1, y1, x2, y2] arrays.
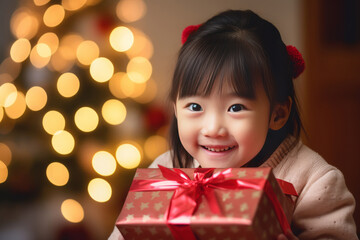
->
[[109, 9, 357, 240]]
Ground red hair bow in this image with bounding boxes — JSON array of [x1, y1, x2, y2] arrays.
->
[[286, 45, 305, 78], [181, 24, 201, 44]]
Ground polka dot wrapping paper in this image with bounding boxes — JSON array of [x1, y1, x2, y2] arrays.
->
[[116, 167, 295, 240]]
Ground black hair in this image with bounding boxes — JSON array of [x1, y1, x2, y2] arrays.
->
[[169, 9, 302, 167]]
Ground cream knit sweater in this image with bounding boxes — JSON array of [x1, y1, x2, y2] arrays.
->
[[109, 137, 358, 240]]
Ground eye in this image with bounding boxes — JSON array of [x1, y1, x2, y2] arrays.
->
[[187, 103, 202, 112], [228, 104, 245, 112]]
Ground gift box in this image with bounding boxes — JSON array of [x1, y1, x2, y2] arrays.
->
[[116, 166, 296, 240]]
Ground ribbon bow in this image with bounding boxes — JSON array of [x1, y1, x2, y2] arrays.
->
[[130, 165, 294, 240]]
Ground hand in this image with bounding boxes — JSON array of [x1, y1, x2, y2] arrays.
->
[[277, 229, 299, 240]]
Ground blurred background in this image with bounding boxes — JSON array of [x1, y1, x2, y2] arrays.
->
[[0, 0, 358, 239]]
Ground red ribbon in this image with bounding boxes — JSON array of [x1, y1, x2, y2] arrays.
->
[[129, 165, 294, 240]]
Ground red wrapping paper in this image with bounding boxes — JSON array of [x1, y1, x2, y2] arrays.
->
[[116, 167, 295, 240]]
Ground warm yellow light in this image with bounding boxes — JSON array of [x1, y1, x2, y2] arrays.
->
[[4, 91, 26, 119], [49, 46, 74, 72], [46, 162, 69, 186], [38, 32, 59, 55], [30, 44, 51, 68], [10, 38, 31, 63], [0, 143, 12, 166], [144, 135, 168, 160], [92, 151, 116, 176], [25, 86, 47, 111], [90, 57, 114, 83], [109, 26, 134, 52], [101, 99, 126, 125], [108, 72, 146, 99], [10, 8, 39, 39], [60, 34, 84, 61], [57, 72, 80, 98], [74, 107, 99, 132], [61, 199, 84, 223], [34, 0, 51, 6], [0, 83, 17, 107], [88, 178, 112, 202], [42, 110, 66, 135], [0, 107, 3, 123], [116, 143, 141, 169], [62, 0, 87, 11], [51, 130, 75, 155], [125, 28, 153, 59], [0, 161, 8, 184], [116, 0, 146, 23], [108, 72, 126, 99], [43, 4, 65, 27], [76, 40, 99, 66], [134, 78, 158, 104], [127, 57, 152, 83]]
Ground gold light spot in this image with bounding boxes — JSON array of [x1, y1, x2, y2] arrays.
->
[[38, 32, 59, 54], [25, 86, 47, 111], [10, 38, 31, 63], [116, 0, 146, 23], [92, 151, 116, 176], [0, 143, 12, 166], [127, 57, 152, 83], [43, 4, 65, 27], [0, 107, 3, 123], [34, 0, 51, 6], [144, 135, 168, 160], [126, 28, 153, 59], [29, 44, 51, 68], [57, 72, 80, 98], [61, 199, 84, 223], [4, 91, 26, 119], [60, 34, 83, 61], [42, 110, 66, 135], [108, 72, 145, 99], [62, 0, 87, 11], [0, 83, 17, 107], [90, 57, 114, 83], [109, 26, 134, 52], [51, 130, 75, 155], [101, 99, 126, 125], [10, 8, 39, 39], [0, 161, 8, 184], [74, 107, 99, 132], [76, 40, 99, 66], [133, 78, 158, 104], [46, 162, 69, 186], [88, 178, 112, 202], [116, 143, 141, 169], [49, 46, 74, 72]]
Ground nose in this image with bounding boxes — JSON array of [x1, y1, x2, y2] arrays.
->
[[200, 114, 227, 137]]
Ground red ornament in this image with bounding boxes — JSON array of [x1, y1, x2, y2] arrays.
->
[[181, 24, 201, 44], [286, 45, 305, 78], [96, 14, 115, 35], [144, 106, 168, 132]]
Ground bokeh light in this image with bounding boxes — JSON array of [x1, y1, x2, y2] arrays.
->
[[74, 107, 99, 132], [144, 135, 168, 160], [57, 72, 80, 98], [61, 199, 84, 223], [90, 57, 114, 83], [108, 72, 146, 99], [38, 32, 59, 54], [127, 57, 152, 83], [10, 8, 39, 39], [62, 0, 87, 11], [109, 26, 134, 52], [88, 178, 112, 202], [0, 143, 12, 166], [125, 28, 153, 59], [43, 4, 65, 27], [101, 99, 126, 125], [76, 40, 99, 66], [133, 78, 158, 104], [51, 130, 75, 155], [0, 83, 17, 107], [60, 34, 84, 61], [0, 108, 3, 123], [30, 44, 51, 68], [10, 38, 31, 63], [34, 0, 51, 6], [46, 162, 69, 186], [49, 46, 74, 72], [116, 143, 141, 169], [42, 110, 66, 135], [92, 151, 116, 176], [4, 91, 26, 119], [0, 58, 22, 81], [116, 0, 146, 23], [0, 161, 8, 184], [25, 86, 47, 111]]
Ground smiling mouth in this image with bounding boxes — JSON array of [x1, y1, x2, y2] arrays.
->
[[201, 145, 236, 152]]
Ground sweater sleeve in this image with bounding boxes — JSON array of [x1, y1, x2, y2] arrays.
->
[[292, 169, 357, 240]]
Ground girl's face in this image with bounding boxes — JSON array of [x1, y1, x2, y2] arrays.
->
[[175, 82, 272, 168]]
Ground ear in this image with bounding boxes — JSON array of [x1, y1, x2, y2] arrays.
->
[[269, 97, 292, 131]]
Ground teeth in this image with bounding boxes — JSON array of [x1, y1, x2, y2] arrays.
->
[[203, 146, 234, 152]]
